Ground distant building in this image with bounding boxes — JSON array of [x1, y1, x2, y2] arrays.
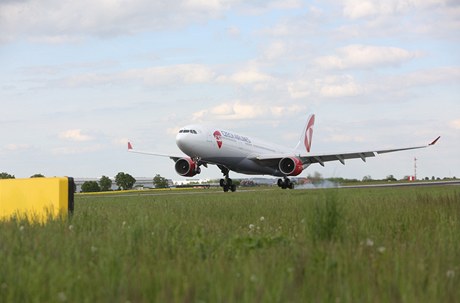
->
[[173, 179, 211, 186]]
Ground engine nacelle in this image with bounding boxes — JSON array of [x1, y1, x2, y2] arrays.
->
[[175, 157, 198, 177], [279, 157, 303, 176]]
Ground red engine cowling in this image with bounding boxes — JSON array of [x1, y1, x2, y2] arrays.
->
[[279, 157, 303, 176], [175, 157, 198, 177]]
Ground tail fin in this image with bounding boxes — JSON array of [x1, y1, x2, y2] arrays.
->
[[294, 114, 315, 153]]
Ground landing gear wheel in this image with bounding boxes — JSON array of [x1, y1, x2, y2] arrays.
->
[[278, 177, 294, 190], [218, 166, 237, 192]]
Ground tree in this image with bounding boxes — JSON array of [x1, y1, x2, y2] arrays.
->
[[153, 174, 169, 188], [30, 174, 45, 178], [0, 172, 15, 179], [386, 175, 397, 182], [115, 172, 136, 190], [99, 175, 112, 191], [362, 175, 372, 182], [81, 181, 100, 193]]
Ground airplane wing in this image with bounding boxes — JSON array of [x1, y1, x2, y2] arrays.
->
[[127, 142, 182, 162], [255, 136, 440, 167]]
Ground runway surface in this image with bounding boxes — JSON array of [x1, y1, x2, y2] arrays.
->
[[78, 180, 459, 199], [338, 180, 460, 189]]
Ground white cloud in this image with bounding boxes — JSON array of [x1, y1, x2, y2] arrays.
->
[[127, 64, 215, 86], [51, 145, 103, 155], [288, 75, 364, 99], [59, 129, 92, 142], [112, 138, 130, 146], [227, 26, 240, 37], [4, 144, 31, 152], [323, 135, 366, 143], [217, 68, 274, 85], [263, 41, 287, 60], [320, 81, 363, 98], [450, 119, 460, 129], [0, 0, 226, 42], [193, 101, 264, 121], [0, 0, 302, 43], [315, 44, 419, 70], [341, 0, 449, 19], [192, 101, 305, 121], [62, 64, 215, 88]]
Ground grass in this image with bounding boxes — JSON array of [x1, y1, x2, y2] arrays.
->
[[1, 186, 459, 302]]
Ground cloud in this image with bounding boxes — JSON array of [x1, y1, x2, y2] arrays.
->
[[341, 0, 449, 19], [338, 0, 460, 41], [51, 145, 103, 155], [315, 44, 419, 70], [0, 0, 225, 42], [192, 101, 305, 121], [263, 41, 287, 60], [288, 75, 364, 99], [319, 79, 364, 98], [59, 129, 92, 141], [62, 64, 215, 88], [217, 68, 274, 85], [193, 101, 264, 121], [450, 119, 460, 129], [0, 0, 302, 43], [4, 144, 32, 152], [323, 135, 366, 143]]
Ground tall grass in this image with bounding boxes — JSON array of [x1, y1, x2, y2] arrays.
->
[[0, 186, 459, 302]]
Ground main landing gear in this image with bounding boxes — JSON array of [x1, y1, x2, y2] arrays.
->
[[277, 177, 294, 189], [218, 166, 236, 192]]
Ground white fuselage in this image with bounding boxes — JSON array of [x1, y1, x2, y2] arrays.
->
[[175, 124, 293, 176]]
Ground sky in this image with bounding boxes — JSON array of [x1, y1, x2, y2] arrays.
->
[[1, 0, 459, 181]]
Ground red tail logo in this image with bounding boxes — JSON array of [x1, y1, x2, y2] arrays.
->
[[304, 115, 315, 153], [213, 130, 223, 149]]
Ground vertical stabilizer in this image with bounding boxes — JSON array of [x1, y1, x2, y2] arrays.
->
[[294, 114, 315, 153]]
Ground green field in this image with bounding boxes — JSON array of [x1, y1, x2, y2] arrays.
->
[[1, 186, 459, 302]]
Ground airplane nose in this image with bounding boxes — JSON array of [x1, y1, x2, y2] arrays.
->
[[176, 133, 188, 153]]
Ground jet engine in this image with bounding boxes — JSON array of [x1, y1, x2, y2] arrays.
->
[[175, 157, 199, 177], [279, 157, 303, 176]]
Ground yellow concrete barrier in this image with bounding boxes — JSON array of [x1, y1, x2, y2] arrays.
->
[[0, 177, 74, 222]]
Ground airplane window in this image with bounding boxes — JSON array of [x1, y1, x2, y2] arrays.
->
[[179, 129, 197, 134]]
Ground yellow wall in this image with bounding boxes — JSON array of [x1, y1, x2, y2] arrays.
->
[[0, 177, 73, 222]]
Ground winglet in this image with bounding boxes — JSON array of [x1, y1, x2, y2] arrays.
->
[[128, 142, 133, 150], [429, 136, 441, 146]]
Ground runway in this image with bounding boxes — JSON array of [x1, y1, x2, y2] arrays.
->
[[338, 180, 460, 189], [77, 180, 459, 199]]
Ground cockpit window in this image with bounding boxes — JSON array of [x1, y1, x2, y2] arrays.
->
[[179, 129, 198, 134]]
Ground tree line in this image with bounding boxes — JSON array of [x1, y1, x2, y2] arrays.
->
[[0, 172, 168, 193]]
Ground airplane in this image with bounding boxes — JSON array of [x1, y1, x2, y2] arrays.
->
[[128, 114, 440, 192]]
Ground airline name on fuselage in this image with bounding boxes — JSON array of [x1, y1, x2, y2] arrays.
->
[[219, 130, 252, 144]]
